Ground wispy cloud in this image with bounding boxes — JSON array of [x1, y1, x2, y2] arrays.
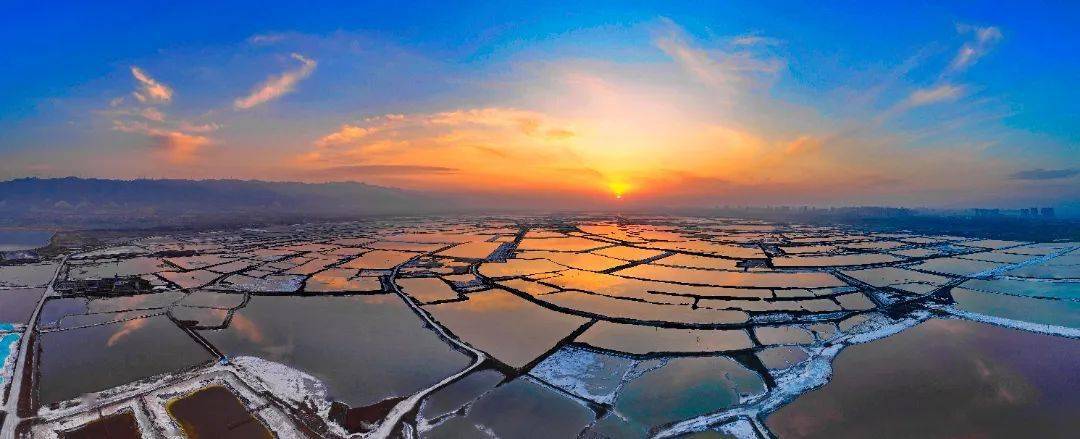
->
[[295, 107, 586, 190], [248, 33, 287, 45], [429, 107, 575, 139], [314, 108, 574, 150], [130, 66, 173, 104], [783, 135, 823, 155], [872, 83, 965, 124], [904, 84, 965, 108], [177, 121, 221, 133], [1009, 168, 1078, 181], [316, 124, 379, 148], [652, 18, 781, 90], [234, 53, 317, 109], [948, 24, 1003, 73], [139, 107, 165, 122], [730, 34, 779, 47], [875, 23, 997, 123], [112, 120, 210, 163]]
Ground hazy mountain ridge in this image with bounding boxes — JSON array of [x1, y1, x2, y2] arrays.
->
[[0, 177, 446, 228]]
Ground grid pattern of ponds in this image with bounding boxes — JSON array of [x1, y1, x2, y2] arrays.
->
[[1, 216, 1076, 438]]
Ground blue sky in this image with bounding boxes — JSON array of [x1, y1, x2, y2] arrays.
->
[[1, 0, 1077, 209]]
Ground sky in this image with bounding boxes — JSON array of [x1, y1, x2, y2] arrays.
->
[[1, 0, 1077, 210]]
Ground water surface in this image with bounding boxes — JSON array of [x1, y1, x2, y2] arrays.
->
[[0, 230, 52, 251], [767, 318, 1080, 438]]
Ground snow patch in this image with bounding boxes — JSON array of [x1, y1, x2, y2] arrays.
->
[[1, 332, 21, 386], [942, 306, 1080, 338]]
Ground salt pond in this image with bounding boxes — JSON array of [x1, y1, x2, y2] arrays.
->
[[1, 216, 1076, 438]]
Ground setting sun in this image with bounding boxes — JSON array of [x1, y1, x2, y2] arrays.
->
[[608, 181, 631, 199], [0, 3, 1077, 439]]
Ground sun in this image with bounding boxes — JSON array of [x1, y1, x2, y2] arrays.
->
[[607, 181, 631, 200]]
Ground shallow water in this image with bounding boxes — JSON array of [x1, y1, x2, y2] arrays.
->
[[423, 289, 590, 368], [8, 217, 1078, 438], [200, 294, 471, 408], [63, 411, 142, 439], [767, 319, 1080, 438], [0, 288, 45, 325], [0, 230, 52, 251], [167, 386, 272, 439], [37, 316, 211, 406]]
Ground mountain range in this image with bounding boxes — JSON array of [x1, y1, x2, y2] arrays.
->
[[0, 177, 448, 228]]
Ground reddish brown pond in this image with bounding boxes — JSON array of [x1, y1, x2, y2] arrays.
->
[[166, 386, 272, 439]]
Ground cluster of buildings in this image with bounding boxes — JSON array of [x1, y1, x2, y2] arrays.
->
[[53, 275, 153, 296], [970, 207, 1056, 218], [1020, 207, 1056, 218], [0, 250, 40, 263]]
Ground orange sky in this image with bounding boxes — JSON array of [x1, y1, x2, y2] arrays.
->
[[2, 16, 1076, 209]]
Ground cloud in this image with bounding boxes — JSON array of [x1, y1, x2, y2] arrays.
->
[[234, 53, 317, 109], [730, 34, 779, 47], [315, 124, 378, 147], [903, 84, 964, 109], [430, 108, 577, 140], [139, 107, 165, 122], [948, 24, 1003, 73], [295, 107, 589, 191], [112, 120, 211, 162], [248, 33, 287, 45], [130, 66, 173, 104], [545, 128, 575, 140], [783, 135, 823, 155], [652, 18, 781, 90], [430, 107, 536, 127], [1009, 168, 1078, 181], [314, 108, 573, 150], [177, 121, 221, 133]]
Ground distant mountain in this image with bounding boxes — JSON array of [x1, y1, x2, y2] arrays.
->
[[0, 177, 449, 228]]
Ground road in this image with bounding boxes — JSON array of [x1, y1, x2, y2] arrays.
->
[[1, 257, 65, 437]]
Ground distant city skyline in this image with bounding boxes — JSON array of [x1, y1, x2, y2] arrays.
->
[[1, 1, 1077, 210]]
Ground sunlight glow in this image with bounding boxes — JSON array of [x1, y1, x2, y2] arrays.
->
[[608, 181, 631, 199]]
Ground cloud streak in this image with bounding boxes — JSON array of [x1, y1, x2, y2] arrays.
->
[[904, 84, 965, 108], [112, 120, 211, 163], [234, 53, 317, 109], [130, 66, 173, 104], [948, 24, 1003, 73], [652, 18, 781, 91], [315, 124, 378, 148]]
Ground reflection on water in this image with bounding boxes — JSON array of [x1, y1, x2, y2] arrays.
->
[[426, 376, 595, 438], [767, 319, 1080, 438], [423, 289, 590, 368], [605, 356, 765, 435], [37, 316, 211, 406], [200, 294, 471, 408]]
